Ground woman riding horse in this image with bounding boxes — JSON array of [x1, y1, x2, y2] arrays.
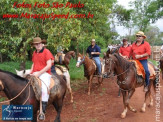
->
[[0, 69, 67, 122]]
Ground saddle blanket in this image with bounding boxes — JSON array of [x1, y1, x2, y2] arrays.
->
[[130, 60, 156, 79]]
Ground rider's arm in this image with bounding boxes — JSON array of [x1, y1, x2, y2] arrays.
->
[[39, 59, 52, 75], [30, 64, 34, 74]]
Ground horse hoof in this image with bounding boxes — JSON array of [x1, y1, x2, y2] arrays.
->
[[121, 113, 126, 119], [132, 109, 137, 113], [70, 100, 73, 103], [140, 108, 145, 112], [148, 103, 153, 107]]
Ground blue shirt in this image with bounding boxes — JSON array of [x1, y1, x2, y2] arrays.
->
[[86, 44, 101, 57]]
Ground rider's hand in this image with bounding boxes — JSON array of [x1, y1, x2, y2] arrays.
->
[[91, 52, 95, 55], [135, 55, 143, 59], [32, 72, 41, 77]]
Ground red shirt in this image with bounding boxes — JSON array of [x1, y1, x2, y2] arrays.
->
[[119, 44, 132, 58], [32, 48, 54, 74], [131, 40, 151, 60]]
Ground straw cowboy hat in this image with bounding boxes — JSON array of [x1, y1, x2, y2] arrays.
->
[[136, 31, 147, 39]]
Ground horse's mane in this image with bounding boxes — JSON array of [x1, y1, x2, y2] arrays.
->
[[113, 53, 133, 70], [0, 69, 28, 83]]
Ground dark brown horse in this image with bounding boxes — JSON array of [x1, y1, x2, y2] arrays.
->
[[0, 69, 67, 122], [76, 53, 104, 95], [103, 51, 157, 118], [55, 51, 75, 70]]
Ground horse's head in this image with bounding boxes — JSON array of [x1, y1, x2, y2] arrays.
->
[[103, 50, 116, 78], [76, 53, 85, 67], [71, 51, 76, 58], [15, 69, 31, 78]]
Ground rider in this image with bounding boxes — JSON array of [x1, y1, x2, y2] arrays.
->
[[86, 39, 102, 77], [30, 37, 54, 119], [131, 31, 151, 92], [57, 45, 64, 64], [119, 39, 132, 60]]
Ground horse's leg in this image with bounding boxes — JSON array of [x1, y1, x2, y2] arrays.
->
[[53, 97, 64, 122], [127, 89, 137, 112], [141, 85, 151, 112], [148, 93, 153, 107], [88, 75, 93, 95], [97, 77, 103, 86], [121, 91, 128, 118], [67, 85, 73, 103]]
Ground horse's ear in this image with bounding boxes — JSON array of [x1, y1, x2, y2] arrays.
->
[[106, 49, 110, 57]]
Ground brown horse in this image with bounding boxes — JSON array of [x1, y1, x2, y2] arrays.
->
[[0, 69, 67, 122], [76, 53, 104, 95], [103, 51, 157, 118], [55, 51, 75, 70]]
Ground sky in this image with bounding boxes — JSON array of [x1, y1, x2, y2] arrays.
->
[[116, 0, 163, 36]]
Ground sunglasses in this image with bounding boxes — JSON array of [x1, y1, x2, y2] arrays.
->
[[136, 35, 142, 37]]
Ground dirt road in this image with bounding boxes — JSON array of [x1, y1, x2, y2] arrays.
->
[[0, 76, 163, 122]]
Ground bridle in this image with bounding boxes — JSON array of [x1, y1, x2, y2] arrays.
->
[[77, 56, 85, 66], [104, 56, 137, 91]]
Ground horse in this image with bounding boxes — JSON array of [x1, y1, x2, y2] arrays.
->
[[0, 69, 67, 122], [55, 51, 75, 70], [76, 53, 104, 95], [16, 67, 73, 103], [103, 51, 157, 118]]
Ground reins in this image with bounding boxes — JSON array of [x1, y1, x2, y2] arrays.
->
[[106, 57, 137, 91], [0, 80, 31, 105]]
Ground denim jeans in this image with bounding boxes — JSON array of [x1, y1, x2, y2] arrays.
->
[[139, 59, 150, 86], [93, 57, 101, 75]]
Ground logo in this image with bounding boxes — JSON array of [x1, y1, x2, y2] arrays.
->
[[2, 105, 33, 121]]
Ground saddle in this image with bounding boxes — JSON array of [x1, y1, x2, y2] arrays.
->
[[26, 75, 55, 101], [130, 60, 156, 80], [91, 59, 104, 76], [55, 53, 65, 63], [55, 65, 68, 75]]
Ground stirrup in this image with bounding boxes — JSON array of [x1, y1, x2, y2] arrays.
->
[[38, 112, 45, 121]]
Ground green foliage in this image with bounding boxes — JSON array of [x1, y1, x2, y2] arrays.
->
[[0, 0, 117, 62]]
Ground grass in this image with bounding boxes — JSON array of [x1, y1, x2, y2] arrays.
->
[[0, 59, 84, 81]]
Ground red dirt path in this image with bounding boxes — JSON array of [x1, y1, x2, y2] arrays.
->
[[0, 76, 163, 122]]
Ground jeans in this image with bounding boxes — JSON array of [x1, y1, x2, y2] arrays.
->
[[59, 55, 62, 64], [139, 59, 150, 86], [93, 57, 101, 75], [51, 65, 56, 74]]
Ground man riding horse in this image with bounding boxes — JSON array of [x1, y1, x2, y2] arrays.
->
[[119, 39, 132, 60], [131, 31, 151, 92], [86, 39, 102, 77]]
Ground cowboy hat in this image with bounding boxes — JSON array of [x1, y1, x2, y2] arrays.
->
[[136, 31, 147, 39], [32, 37, 42, 44]]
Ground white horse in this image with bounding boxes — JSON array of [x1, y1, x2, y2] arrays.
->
[[15, 66, 73, 103]]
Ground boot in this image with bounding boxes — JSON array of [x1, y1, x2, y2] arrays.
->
[[42, 101, 48, 113], [38, 101, 48, 120], [144, 86, 148, 92]]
